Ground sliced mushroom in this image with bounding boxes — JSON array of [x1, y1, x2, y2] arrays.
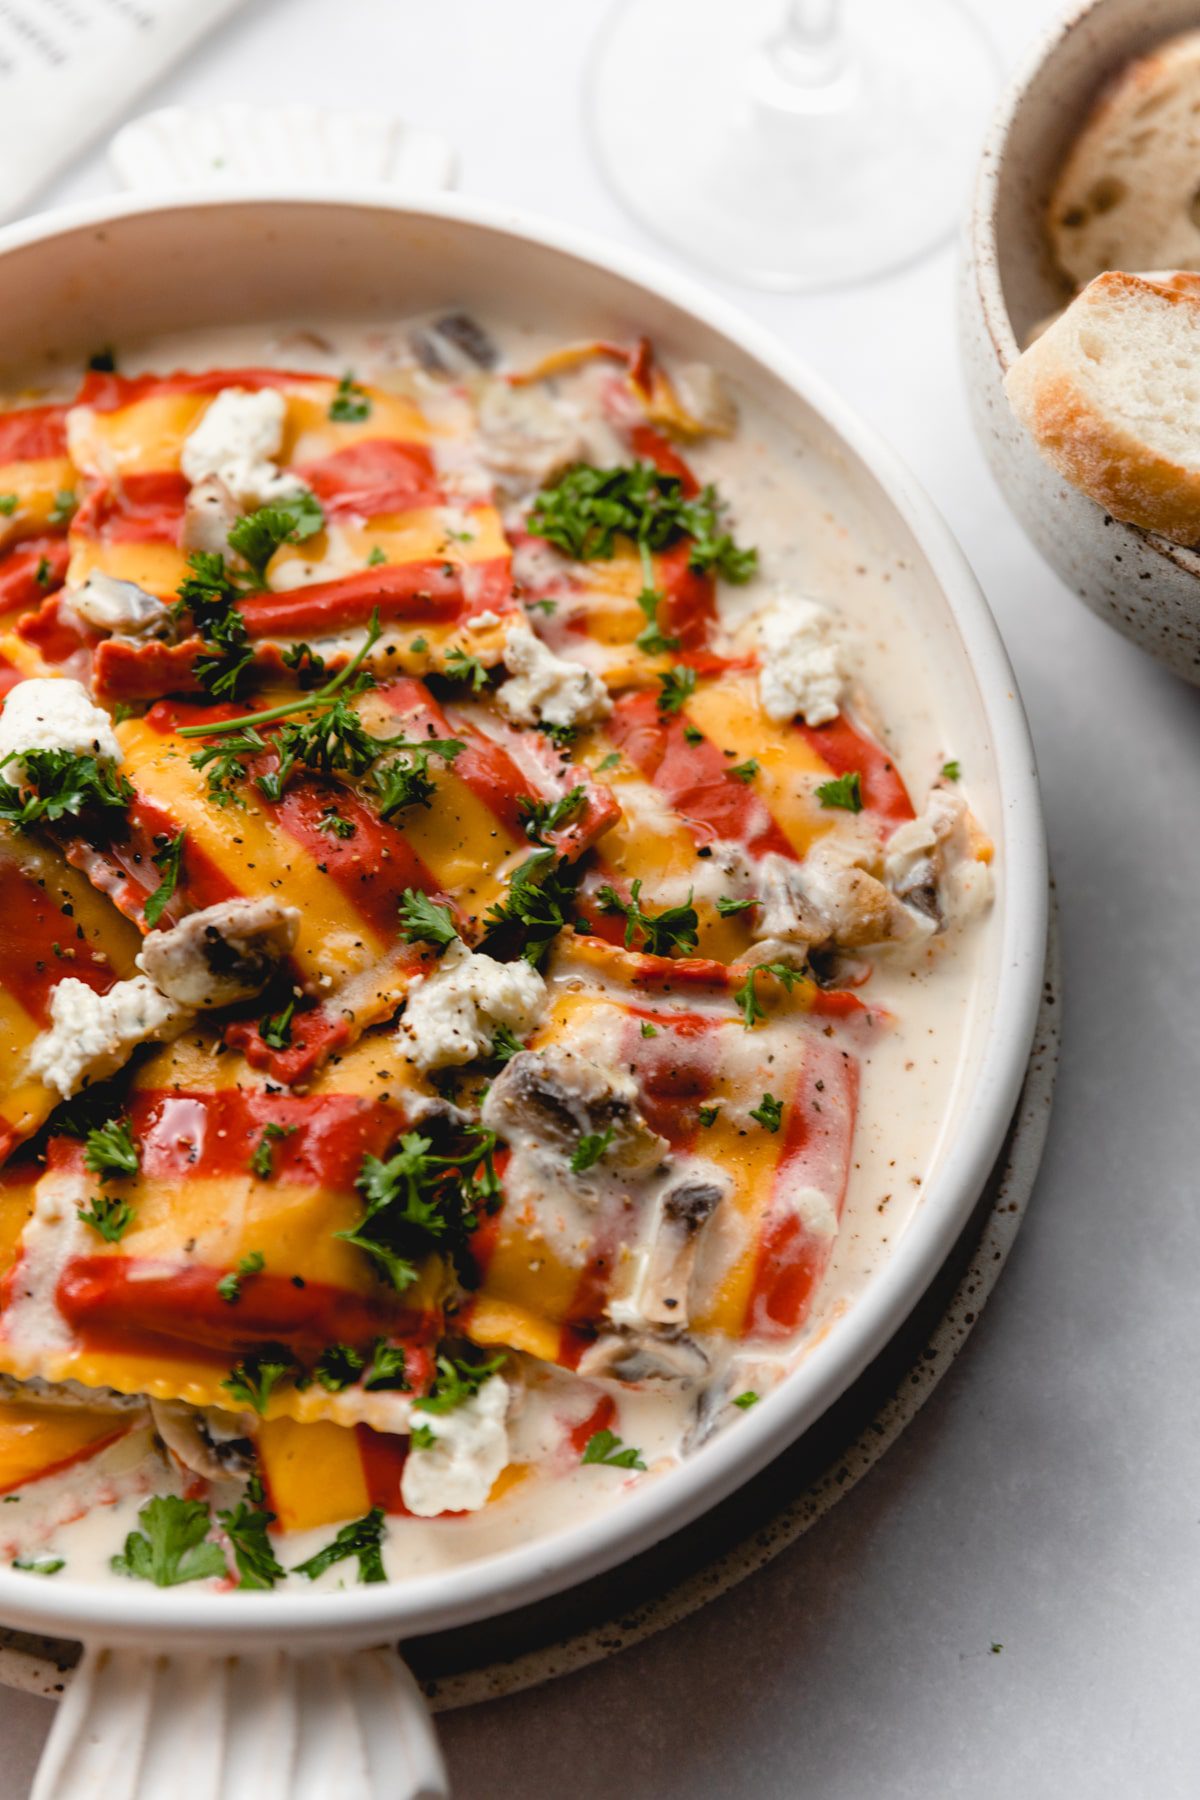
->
[[611, 1178, 725, 1330], [150, 1399, 256, 1481], [182, 473, 240, 558], [70, 572, 174, 640], [885, 788, 993, 931], [137, 897, 300, 1010], [577, 1326, 710, 1385], [481, 1044, 667, 1177], [410, 311, 499, 375], [474, 380, 591, 497]]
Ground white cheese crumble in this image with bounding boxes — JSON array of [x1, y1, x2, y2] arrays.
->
[[0, 677, 122, 779], [27, 976, 189, 1099], [180, 387, 308, 511], [399, 940, 546, 1071], [495, 622, 612, 730], [400, 1375, 510, 1517], [755, 592, 844, 726]]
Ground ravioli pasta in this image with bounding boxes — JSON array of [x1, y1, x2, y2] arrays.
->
[[0, 317, 990, 1589]]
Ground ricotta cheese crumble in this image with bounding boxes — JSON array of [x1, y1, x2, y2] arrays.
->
[[0, 676, 122, 776], [495, 621, 613, 730], [27, 976, 189, 1099], [180, 387, 308, 512], [399, 939, 547, 1070], [400, 1375, 511, 1517], [755, 591, 844, 727]]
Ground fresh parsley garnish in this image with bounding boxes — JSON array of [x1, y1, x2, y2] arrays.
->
[[259, 998, 296, 1049], [750, 1092, 783, 1132], [281, 640, 328, 684], [732, 960, 804, 1028], [414, 1351, 506, 1416], [292, 1507, 386, 1584], [143, 828, 185, 928], [221, 1345, 297, 1415], [0, 749, 133, 833], [698, 1105, 720, 1127], [312, 1342, 366, 1391], [329, 372, 372, 424], [216, 1479, 285, 1590], [228, 494, 324, 583], [111, 1495, 227, 1587], [488, 1024, 524, 1064], [363, 1341, 410, 1391], [0, 493, 17, 515], [442, 645, 489, 693], [518, 784, 585, 844], [482, 850, 580, 967], [398, 888, 458, 949], [715, 895, 758, 917], [729, 758, 759, 784], [82, 1116, 139, 1182], [367, 545, 387, 567], [656, 665, 697, 716], [12, 1555, 63, 1575], [189, 727, 266, 807], [34, 555, 52, 588], [596, 751, 622, 772], [815, 771, 863, 813], [217, 1249, 265, 1303], [336, 1129, 498, 1290], [733, 1390, 760, 1410], [941, 759, 961, 781], [596, 877, 699, 956], [570, 1127, 615, 1174], [249, 1122, 295, 1180], [77, 1194, 135, 1242], [48, 489, 77, 528], [371, 737, 464, 820], [640, 1020, 658, 1038], [317, 806, 355, 838], [581, 1428, 646, 1470], [633, 542, 679, 655], [527, 461, 757, 582]]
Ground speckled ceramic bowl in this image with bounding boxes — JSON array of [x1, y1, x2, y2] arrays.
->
[[962, 0, 1200, 685]]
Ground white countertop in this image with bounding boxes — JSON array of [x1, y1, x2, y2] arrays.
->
[[6, 1, 1200, 1794]]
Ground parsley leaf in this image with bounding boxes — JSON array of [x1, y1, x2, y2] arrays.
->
[[715, 895, 758, 917], [48, 489, 77, 529], [596, 877, 699, 956], [815, 771, 863, 813], [317, 806, 355, 838], [77, 1195, 135, 1242], [34, 555, 52, 588], [217, 1249, 265, 1303], [733, 1390, 760, 1409], [398, 888, 458, 949], [640, 1020, 658, 1038], [698, 1105, 720, 1127], [189, 726, 266, 807], [941, 759, 961, 781], [143, 828, 185, 928], [367, 545, 387, 567], [414, 1352, 506, 1416], [596, 751, 622, 772], [329, 372, 372, 424], [0, 749, 133, 833], [12, 1555, 63, 1575], [370, 736, 464, 820], [518, 783, 585, 844], [527, 462, 756, 584], [731, 960, 804, 1028], [442, 645, 489, 693], [656, 665, 696, 716], [570, 1127, 615, 1174], [633, 543, 679, 655], [259, 998, 296, 1049], [292, 1506, 386, 1584], [217, 1485, 285, 1590], [482, 850, 580, 967], [750, 1092, 783, 1132], [221, 1345, 297, 1415], [228, 494, 324, 584], [363, 1341, 410, 1391], [581, 1428, 646, 1470], [0, 493, 17, 515], [249, 1122, 295, 1180], [111, 1495, 227, 1587], [489, 1024, 524, 1064], [82, 1116, 138, 1182], [729, 758, 759, 784], [336, 1129, 497, 1290]]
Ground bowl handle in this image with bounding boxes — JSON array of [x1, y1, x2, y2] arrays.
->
[[31, 1643, 448, 1800]]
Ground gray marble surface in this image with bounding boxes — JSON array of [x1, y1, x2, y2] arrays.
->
[[5, 0, 1200, 1793]]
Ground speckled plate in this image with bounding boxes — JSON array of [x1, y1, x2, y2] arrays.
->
[[0, 894, 1060, 1713]]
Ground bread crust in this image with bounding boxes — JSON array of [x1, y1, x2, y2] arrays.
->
[[1006, 271, 1200, 545]]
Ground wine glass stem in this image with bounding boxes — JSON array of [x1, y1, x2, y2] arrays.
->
[[771, 0, 848, 87]]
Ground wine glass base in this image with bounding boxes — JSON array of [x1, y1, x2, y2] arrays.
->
[[587, 0, 1001, 292]]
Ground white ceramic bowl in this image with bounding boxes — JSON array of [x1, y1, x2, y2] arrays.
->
[[963, 0, 1200, 686], [0, 190, 1046, 1798]]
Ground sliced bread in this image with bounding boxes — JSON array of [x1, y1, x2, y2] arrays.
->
[[1006, 269, 1200, 544], [1050, 30, 1200, 289]]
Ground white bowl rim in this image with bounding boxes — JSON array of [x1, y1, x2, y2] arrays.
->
[[0, 185, 1048, 1649]]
